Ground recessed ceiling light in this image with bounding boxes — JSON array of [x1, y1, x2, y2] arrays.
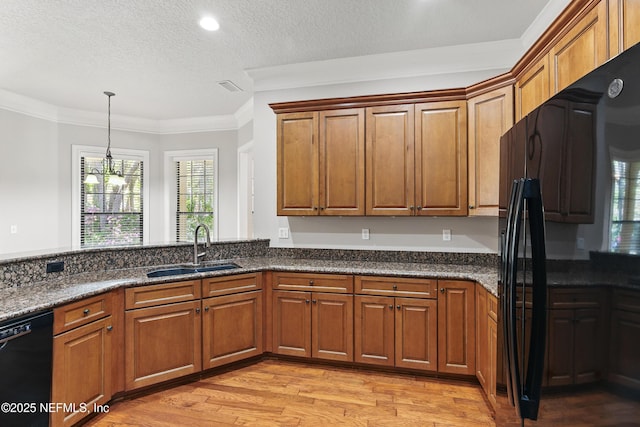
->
[[199, 16, 220, 31]]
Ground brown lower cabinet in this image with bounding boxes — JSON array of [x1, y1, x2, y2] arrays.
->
[[202, 290, 263, 369], [438, 280, 476, 375], [51, 292, 116, 427], [609, 289, 640, 390], [272, 290, 354, 361], [354, 295, 438, 371]]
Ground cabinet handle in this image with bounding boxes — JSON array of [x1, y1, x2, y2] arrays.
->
[[440, 288, 445, 294], [309, 280, 314, 285], [417, 206, 423, 211], [392, 284, 398, 290], [83, 309, 90, 316], [409, 205, 415, 211], [312, 299, 317, 304], [106, 325, 113, 332], [205, 306, 210, 312], [396, 305, 401, 310], [306, 299, 310, 304], [195, 307, 201, 314], [389, 305, 393, 309]]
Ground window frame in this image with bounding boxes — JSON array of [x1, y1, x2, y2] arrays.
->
[[72, 145, 150, 249], [164, 149, 219, 242]]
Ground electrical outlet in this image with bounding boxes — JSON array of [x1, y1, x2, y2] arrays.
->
[[576, 237, 585, 250], [442, 229, 452, 241], [278, 227, 289, 239], [362, 228, 370, 240], [10, 225, 17, 234]]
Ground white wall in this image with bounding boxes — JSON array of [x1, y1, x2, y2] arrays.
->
[[252, 70, 503, 253], [0, 109, 241, 257]]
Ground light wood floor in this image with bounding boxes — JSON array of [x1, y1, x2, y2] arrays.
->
[[85, 359, 495, 426], [85, 360, 640, 427]]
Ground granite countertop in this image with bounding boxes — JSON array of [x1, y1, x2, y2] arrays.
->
[[0, 257, 499, 322]]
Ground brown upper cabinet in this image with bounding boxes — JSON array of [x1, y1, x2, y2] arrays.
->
[[276, 109, 365, 216], [366, 101, 468, 216], [609, 0, 640, 56], [467, 85, 514, 216], [515, 55, 550, 121]]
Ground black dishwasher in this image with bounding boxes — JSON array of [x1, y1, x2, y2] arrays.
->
[[0, 310, 53, 427]]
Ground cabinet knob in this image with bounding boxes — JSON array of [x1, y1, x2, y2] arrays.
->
[[396, 305, 401, 310], [389, 305, 393, 309], [195, 307, 201, 314], [205, 306, 210, 312], [83, 309, 90, 316], [392, 284, 398, 290], [320, 207, 325, 210], [440, 288, 445, 293], [313, 206, 318, 211], [312, 299, 317, 304], [469, 205, 475, 209], [309, 280, 314, 285], [106, 325, 113, 332], [417, 206, 423, 211], [306, 299, 310, 304], [409, 205, 415, 211]]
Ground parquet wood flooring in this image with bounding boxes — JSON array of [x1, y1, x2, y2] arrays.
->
[[84, 359, 493, 426]]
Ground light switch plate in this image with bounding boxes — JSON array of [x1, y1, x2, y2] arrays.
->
[[442, 229, 451, 241], [362, 228, 370, 240]]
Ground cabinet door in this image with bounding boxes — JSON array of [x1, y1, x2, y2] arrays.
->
[[549, 1, 608, 94], [319, 109, 365, 215], [609, 0, 640, 56], [415, 101, 467, 216], [276, 112, 319, 215], [125, 300, 202, 390], [488, 316, 498, 409], [51, 317, 113, 427], [475, 286, 489, 390], [395, 297, 437, 371], [609, 308, 640, 389], [437, 280, 475, 375], [354, 295, 395, 366], [365, 105, 415, 215], [546, 309, 574, 387], [468, 86, 514, 216], [312, 293, 353, 362], [573, 308, 604, 384], [515, 54, 550, 120], [202, 291, 263, 369], [272, 291, 311, 357]]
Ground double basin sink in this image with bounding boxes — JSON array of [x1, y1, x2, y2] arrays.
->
[[146, 263, 240, 278]]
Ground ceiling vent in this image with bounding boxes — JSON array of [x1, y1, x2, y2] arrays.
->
[[217, 80, 243, 92]]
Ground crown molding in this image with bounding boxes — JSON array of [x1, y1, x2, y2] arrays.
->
[[0, 88, 249, 134]]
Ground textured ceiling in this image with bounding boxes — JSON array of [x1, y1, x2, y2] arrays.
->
[[0, 0, 554, 121]]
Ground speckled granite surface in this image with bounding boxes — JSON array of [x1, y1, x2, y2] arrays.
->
[[1, 240, 637, 323]]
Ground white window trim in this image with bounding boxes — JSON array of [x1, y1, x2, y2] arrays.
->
[[163, 149, 219, 242], [71, 144, 150, 249]]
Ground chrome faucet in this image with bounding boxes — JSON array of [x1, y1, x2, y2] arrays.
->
[[193, 224, 211, 265]]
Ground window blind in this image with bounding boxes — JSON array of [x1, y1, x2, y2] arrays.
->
[[81, 157, 144, 247], [610, 159, 640, 254], [176, 159, 214, 242]]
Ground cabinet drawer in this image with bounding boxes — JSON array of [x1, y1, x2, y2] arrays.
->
[[202, 273, 262, 298], [272, 272, 353, 293], [54, 292, 113, 335], [488, 293, 498, 322], [612, 289, 640, 313], [125, 280, 201, 310], [548, 287, 605, 309], [355, 276, 438, 298]]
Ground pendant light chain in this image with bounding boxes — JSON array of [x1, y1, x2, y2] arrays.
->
[[104, 91, 115, 174]]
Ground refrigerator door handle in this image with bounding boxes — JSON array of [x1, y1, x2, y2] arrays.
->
[[519, 178, 547, 420]]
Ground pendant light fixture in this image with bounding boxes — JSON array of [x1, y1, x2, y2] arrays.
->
[[84, 91, 125, 186]]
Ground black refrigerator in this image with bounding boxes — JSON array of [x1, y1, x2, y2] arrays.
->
[[497, 42, 640, 425]]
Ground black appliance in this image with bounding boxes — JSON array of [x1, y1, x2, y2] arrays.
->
[[499, 41, 640, 424], [0, 310, 53, 427]]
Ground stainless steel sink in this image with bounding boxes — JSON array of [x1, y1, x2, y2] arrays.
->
[[146, 263, 239, 278]]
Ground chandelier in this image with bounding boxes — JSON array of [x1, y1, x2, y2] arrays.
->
[[83, 91, 125, 186]]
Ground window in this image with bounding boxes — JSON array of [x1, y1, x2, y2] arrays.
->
[[81, 157, 144, 247], [176, 159, 215, 242], [610, 158, 640, 254], [164, 149, 218, 243], [72, 145, 149, 249]]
